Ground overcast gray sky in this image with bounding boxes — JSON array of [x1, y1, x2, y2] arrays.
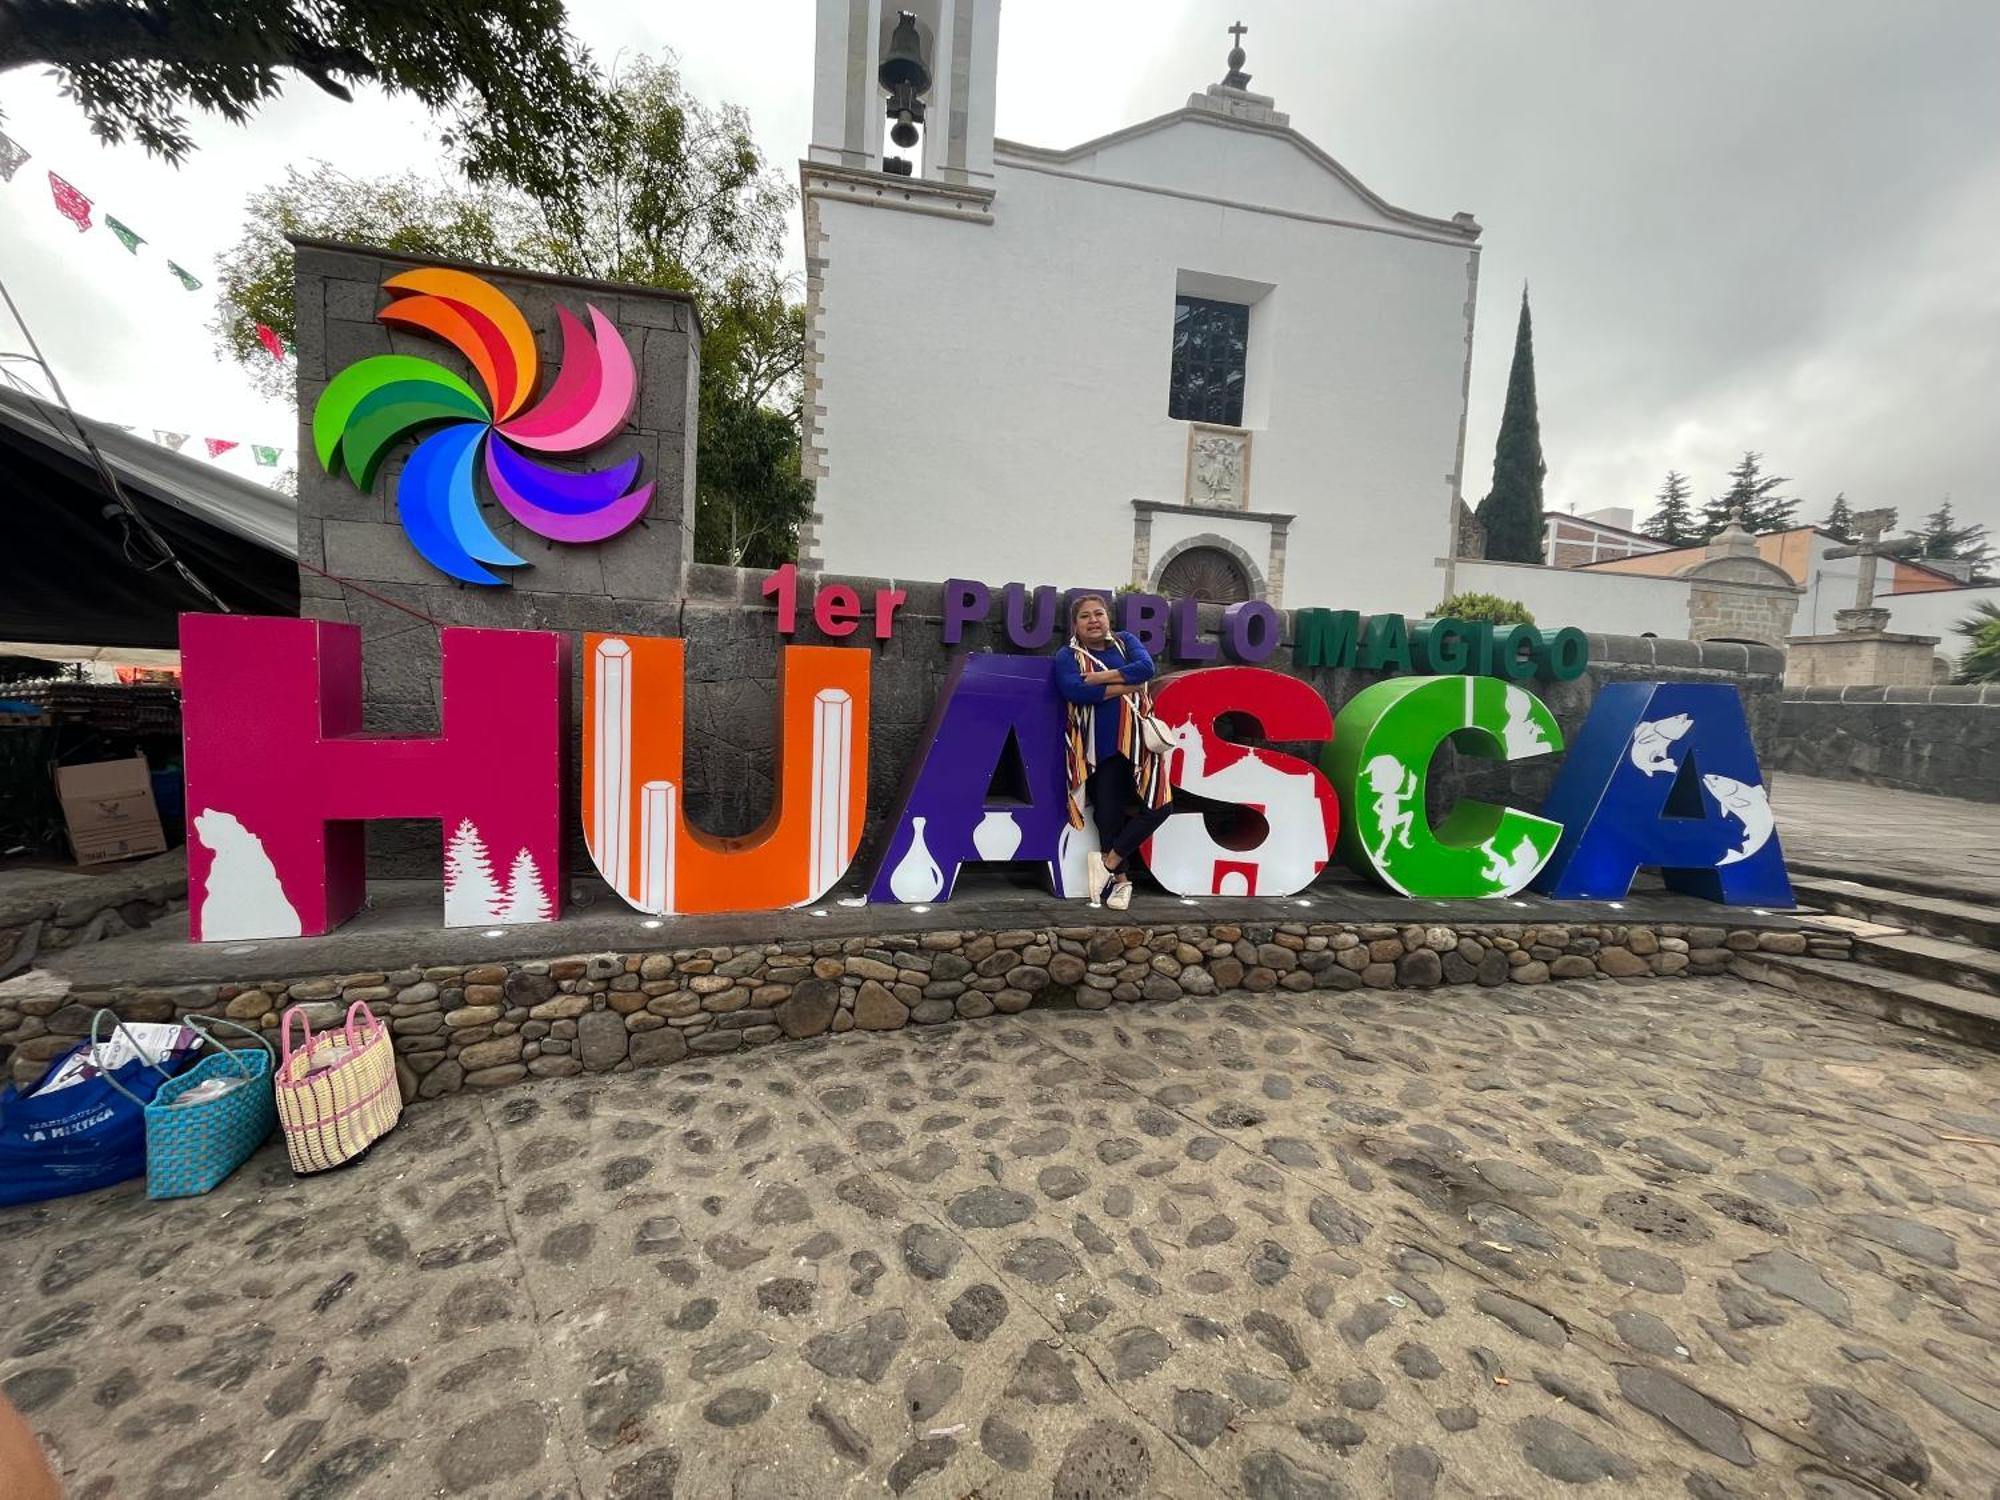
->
[[2, 0, 1996, 532]]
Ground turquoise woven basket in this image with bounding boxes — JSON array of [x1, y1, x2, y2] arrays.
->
[[99, 1015, 278, 1199]]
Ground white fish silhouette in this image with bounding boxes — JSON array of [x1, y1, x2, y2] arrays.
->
[[1630, 714, 1693, 777], [1703, 774, 1775, 865]]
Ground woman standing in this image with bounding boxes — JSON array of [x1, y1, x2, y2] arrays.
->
[[1054, 594, 1173, 910]]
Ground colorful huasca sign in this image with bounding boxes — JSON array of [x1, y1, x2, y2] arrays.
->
[[179, 614, 1790, 943], [314, 267, 650, 586]]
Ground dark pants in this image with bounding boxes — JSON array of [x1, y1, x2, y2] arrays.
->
[[1087, 754, 1174, 867]]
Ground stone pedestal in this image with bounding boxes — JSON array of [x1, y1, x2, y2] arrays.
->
[[1784, 629, 1942, 689]]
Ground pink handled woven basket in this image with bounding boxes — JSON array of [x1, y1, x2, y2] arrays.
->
[[275, 1001, 402, 1174]]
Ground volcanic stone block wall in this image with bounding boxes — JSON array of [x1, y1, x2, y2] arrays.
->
[[0, 919, 1837, 1098], [1773, 686, 2000, 802]]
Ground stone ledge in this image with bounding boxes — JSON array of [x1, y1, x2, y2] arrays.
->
[[2, 920, 1819, 1099]]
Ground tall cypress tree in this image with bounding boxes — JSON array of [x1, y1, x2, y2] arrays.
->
[[1643, 470, 1698, 545], [1821, 492, 1856, 542], [1474, 288, 1547, 562]]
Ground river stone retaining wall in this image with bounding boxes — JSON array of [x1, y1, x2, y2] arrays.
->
[[1, 919, 1843, 1097]]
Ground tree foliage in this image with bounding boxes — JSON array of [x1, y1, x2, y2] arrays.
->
[[1916, 500, 1993, 579], [1432, 592, 1535, 626], [1954, 601, 2000, 684], [0, 0, 602, 200], [211, 56, 812, 567], [1641, 470, 1698, 546], [1700, 451, 1797, 536], [1820, 492, 1856, 542], [1473, 290, 1546, 563]]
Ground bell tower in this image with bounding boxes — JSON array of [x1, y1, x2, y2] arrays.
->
[[809, 0, 1000, 191]]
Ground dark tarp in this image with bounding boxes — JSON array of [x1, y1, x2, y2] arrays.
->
[[0, 387, 297, 648]]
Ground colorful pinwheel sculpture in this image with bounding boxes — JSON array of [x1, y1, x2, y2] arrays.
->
[[312, 268, 651, 586]]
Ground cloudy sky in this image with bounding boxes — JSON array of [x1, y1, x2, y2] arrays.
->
[[2, 0, 1996, 532]]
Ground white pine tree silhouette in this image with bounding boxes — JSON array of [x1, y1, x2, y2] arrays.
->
[[500, 847, 552, 924], [443, 818, 504, 924]]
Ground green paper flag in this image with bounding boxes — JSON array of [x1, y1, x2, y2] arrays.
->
[[252, 445, 281, 467], [106, 216, 144, 254], [167, 261, 202, 291]]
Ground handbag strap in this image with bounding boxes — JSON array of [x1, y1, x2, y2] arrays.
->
[[279, 1005, 317, 1074], [87, 1008, 179, 1107], [183, 1015, 276, 1078], [344, 1001, 382, 1047]]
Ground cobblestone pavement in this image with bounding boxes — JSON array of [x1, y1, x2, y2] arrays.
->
[[5, 975, 1999, 1499]]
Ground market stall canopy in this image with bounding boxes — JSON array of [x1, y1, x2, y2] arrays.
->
[[0, 384, 298, 648]]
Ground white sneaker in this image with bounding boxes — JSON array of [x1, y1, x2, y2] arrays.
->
[[1085, 852, 1107, 906], [1106, 878, 1134, 912]]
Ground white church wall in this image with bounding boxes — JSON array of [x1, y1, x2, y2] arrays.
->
[[809, 151, 1476, 617], [1450, 558, 1693, 638]]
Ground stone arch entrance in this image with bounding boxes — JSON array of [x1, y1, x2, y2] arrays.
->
[[1153, 534, 1263, 603]]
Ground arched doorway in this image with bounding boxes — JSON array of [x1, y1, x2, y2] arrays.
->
[[1157, 544, 1254, 604]]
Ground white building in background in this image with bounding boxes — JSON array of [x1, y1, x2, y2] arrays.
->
[[799, 1, 1482, 612]]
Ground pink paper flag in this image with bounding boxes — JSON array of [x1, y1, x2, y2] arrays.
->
[[48, 172, 91, 231], [255, 323, 287, 361], [204, 438, 239, 459]]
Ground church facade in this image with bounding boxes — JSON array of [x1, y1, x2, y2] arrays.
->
[[800, 1, 1483, 613]]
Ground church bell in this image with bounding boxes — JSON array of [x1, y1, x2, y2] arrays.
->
[[879, 11, 931, 149]]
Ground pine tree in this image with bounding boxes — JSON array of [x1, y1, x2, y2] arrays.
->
[[1700, 451, 1797, 536], [1473, 288, 1547, 563], [500, 848, 553, 924], [443, 818, 503, 924], [1918, 500, 1994, 579], [1821, 492, 1856, 542], [1642, 470, 1699, 545]]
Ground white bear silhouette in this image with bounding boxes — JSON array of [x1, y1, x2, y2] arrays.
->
[[193, 808, 302, 940]]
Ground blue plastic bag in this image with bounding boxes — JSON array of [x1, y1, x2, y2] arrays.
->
[[0, 1016, 201, 1208]]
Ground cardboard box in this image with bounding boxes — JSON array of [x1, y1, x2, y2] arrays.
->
[[56, 756, 168, 866]]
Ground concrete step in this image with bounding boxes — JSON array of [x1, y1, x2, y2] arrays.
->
[[1791, 874, 2000, 949], [1789, 859, 2000, 911], [1731, 950, 2000, 1052], [1854, 932, 2000, 996]]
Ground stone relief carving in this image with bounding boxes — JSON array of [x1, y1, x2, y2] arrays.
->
[[1187, 426, 1251, 509]]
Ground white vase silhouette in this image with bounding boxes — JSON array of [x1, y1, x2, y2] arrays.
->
[[972, 810, 1022, 861], [1056, 817, 1100, 899], [889, 816, 946, 902]]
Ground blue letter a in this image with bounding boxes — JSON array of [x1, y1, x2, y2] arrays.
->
[[1533, 682, 1792, 906]]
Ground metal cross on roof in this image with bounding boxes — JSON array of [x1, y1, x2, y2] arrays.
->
[[1223, 20, 1253, 88]]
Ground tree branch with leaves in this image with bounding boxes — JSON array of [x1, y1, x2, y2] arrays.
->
[[1, 0, 604, 201], [209, 55, 813, 568]]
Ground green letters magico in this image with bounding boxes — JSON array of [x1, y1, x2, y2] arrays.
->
[[1295, 609, 1589, 682]]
